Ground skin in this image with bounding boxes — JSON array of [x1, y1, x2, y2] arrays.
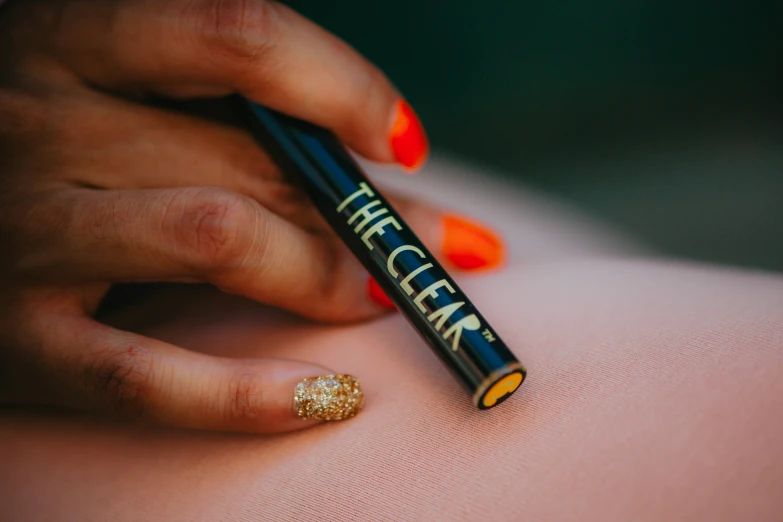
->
[[0, 0, 452, 434]]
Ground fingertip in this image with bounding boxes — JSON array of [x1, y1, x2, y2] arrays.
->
[[367, 277, 397, 310], [221, 360, 365, 433], [293, 374, 364, 422], [389, 100, 429, 172], [441, 214, 506, 271]]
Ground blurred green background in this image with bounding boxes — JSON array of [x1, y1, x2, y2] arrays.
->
[[288, 0, 783, 271]]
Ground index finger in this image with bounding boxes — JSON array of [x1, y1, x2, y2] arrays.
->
[[6, 0, 428, 169]]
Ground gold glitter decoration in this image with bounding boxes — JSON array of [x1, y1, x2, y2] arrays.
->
[[294, 374, 364, 421]]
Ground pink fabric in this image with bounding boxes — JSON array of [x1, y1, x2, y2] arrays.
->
[[2, 258, 782, 521], [1, 156, 781, 520]]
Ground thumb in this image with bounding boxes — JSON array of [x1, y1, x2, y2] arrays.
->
[[21, 311, 363, 433]]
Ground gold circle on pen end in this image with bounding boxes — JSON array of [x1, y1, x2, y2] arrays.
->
[[474, 364, 526, 410], [481, 372, 524, 408]]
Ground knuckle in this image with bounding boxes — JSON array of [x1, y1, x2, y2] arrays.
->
[[85, 344, 155, 417], [224, 371, 265, 425], [169, 188, 258, 272], [82, 190, 125, 248], [198, 0, 281, 63]]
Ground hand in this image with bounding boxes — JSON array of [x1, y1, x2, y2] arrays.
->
[[0, 0, 505, 433]]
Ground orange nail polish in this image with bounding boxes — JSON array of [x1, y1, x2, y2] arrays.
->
[[389, 100, 429, 171], [367, 277, 396, 309], [442, 215, 505, 270]]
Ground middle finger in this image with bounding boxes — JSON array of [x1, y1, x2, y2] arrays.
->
[[35, 92, 504, 275]]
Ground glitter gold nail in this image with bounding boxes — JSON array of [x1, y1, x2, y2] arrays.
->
[[294, 374, 364, 421]]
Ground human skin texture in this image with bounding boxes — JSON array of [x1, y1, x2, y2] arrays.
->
[[0, 0, 514, 433]]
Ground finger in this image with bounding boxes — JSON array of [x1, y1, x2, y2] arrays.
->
[[4, 183, 506, 315], [35, 92, 327, 233], [47, 94, 481, 248], [9, 306, 363, 432], [364, 193, 508, 309], [384, 193, 507, 273], [21, 0, 428, 169], [8, 187, 386, 322]]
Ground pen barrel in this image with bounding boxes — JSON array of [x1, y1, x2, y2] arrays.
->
[[243, 101, 525, 409]]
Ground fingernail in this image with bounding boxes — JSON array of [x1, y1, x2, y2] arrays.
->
[[367, 277, 396, 310], [442, 214, 505, 270], [294, 375, 364, 421], [389, 100, 429, 172]]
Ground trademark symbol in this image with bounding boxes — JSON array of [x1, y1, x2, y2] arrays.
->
[[481, 328, 496, 342]]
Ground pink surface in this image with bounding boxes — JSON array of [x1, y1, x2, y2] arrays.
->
[[2, 259, 782, 521]]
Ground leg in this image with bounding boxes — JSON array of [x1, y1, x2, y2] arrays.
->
[[2, 259, 781, 521]]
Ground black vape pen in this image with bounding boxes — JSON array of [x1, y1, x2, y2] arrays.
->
[[242, 100, 525, 409]]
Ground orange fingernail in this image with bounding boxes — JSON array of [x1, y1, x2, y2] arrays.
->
[[442, 214, 505, 271], [389, 100, 429, 172], [367, 277, 396, 310]]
